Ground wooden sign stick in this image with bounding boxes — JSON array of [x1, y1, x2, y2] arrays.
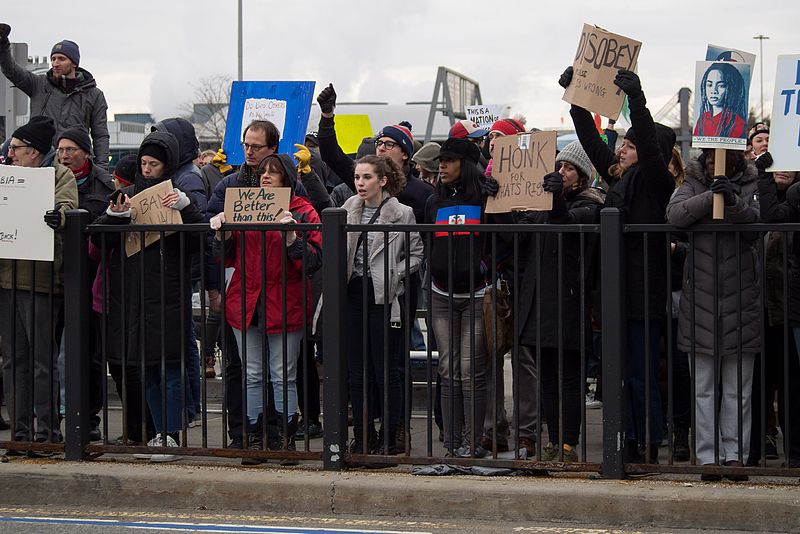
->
[[713, 148, 726, 220]]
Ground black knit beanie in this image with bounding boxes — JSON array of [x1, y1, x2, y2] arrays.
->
[[12, 116, 55, 155]]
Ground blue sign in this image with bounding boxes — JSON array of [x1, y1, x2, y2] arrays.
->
[[223, 81, 316, 165]]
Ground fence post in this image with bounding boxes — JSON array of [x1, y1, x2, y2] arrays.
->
[[322, 208, 348, 470], [63, 209, 91, 461], [600, 208, 627, 479]]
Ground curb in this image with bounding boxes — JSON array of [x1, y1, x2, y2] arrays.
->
[[1, 460, 799, 532]]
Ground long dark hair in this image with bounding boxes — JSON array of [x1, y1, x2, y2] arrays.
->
[[355, 155, 406, 197], [698, 63, 747, 137], [435, 159, 484, 203]]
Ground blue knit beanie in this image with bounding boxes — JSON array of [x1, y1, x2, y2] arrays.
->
[[377, 124, 414, 157], [51, 40, 80, 66]]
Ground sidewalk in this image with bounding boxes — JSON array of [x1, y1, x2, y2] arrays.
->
[[0, 458, 798, 532]]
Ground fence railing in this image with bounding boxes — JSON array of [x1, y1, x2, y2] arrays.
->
[[0, 207, 797, 482]]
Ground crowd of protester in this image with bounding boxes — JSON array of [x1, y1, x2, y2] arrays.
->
[[2, 24, 800, 480]]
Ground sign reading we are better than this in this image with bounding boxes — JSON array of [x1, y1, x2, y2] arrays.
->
[[562, 24, 641, 120], [223, 187, 291, 224], [485, 131, 556, 214]]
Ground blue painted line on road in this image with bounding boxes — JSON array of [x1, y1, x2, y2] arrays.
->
[[0, 516, 432, 534]]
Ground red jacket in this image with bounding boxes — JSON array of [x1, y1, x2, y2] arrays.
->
[[224, 195, 322, 334]]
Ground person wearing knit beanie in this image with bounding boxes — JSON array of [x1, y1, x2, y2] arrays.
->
[[113, 154, 138, 188], [556, 141, 595, 187], [376, 124, 414, 163], [489, 118, 526, 137], [51, 40, 80, 67], [11, 115, 56, 157], [57, 127, 93, 155], [412, 142, 441, 184]]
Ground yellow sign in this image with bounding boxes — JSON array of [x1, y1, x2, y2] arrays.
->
[[334, 115, 373, 155]]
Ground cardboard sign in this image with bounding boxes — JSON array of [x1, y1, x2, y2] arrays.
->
[[465, 105, 503, 130], [0, 164, 55, 261], [562, 24, 641, 120], [125, 180, 183, 257], [485, 131, 555, 213], [223, 81, 316, 165], [692, 61, 751, 151], [223, 187, 291, 224], [768, 55, 800, 172], [333, 114, 373, 155]]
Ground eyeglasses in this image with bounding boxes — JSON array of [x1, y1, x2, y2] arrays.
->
[[8, 144, 30, 152], [375, 139, 399, 150], [56, 147, 81, 155], [241, 142, 268, 152]]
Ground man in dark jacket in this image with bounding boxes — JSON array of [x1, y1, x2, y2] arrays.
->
[[0, 25, 110, 168]]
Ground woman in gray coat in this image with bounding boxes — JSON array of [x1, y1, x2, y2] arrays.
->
[[666, 150, 759, 479]]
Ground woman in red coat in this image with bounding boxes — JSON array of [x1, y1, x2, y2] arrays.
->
[[210, 154, 322, 456]]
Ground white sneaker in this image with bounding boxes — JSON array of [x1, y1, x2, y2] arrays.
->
[[132, 434, 180, 462], [585, 393, 603, 409]]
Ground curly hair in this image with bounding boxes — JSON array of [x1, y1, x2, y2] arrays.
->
[[355, 155, 407, 197], [697, 63, 747, 138]]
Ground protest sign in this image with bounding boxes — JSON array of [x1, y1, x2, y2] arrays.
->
[[223, 81, 316, 165], [0, 164, 55, 261], [465, 105, 503, 130], [562, 24, 641, 120], [768, 55, 800, 172], [706, 44, 756, 67], [333, 114, 373, 155], [485, 131, 555, 214], [125, 180, 182, 257], [223, 187, 291, 224], [692, 61, 751, 150]]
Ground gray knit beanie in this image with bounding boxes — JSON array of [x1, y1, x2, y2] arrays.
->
[[411, 142, 441, 173], [556, 141, 594, 181]]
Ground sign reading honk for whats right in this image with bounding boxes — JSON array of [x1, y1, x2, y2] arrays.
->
[[562, 24, 642, 120]]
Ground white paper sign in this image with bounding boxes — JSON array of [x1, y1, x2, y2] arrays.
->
[[0, 164, 55, 261], [240, 98, 287, 142], [768, 55, 800, 172], [465, 105, 503, 130]]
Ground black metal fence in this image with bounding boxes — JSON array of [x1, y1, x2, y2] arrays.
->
[[0, 207, 798, 482]]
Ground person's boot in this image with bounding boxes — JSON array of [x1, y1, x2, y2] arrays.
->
[[278, 414, 299, 466], [624, 439, 641, 463], [241, 414, 265, 466], [204, 355, 217, 379], [673, 425, 690, 462], [0, 410, 10, 431], [375, 424, 403, 456]]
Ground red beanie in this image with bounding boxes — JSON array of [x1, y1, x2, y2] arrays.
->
[[489, 118, 525, 136]]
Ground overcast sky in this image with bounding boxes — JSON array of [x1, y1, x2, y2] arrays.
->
[[4, 1, 798, 130]]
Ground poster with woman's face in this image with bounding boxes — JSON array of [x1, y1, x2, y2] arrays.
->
[[692, 61, 752, 150]]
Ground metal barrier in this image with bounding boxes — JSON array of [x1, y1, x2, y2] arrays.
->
[[1, 207, 798, 482]]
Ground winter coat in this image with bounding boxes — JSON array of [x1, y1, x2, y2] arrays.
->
[[318, 115, 434, 223], [150, 118, 208, 215], [90, 131, 204, 366], [571, 98, 675, 320], [757, 168, 800, 327], [0, 158, 78, 293], [1, 49, 109, 167], [77, 161, 115, 221], [221, 154, 323, 334], [666, 158, 760, 356], [517, 188, 605, 350], [344, 194, 423, 323]]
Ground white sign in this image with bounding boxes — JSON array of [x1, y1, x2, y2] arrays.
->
[[240, 98, 288, 142], [0, 164, 55, 261], [465, 105, 503, 130], [768, 55, 800, 172]]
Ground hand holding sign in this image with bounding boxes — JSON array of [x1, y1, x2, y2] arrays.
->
[[280, 211, 297, 246], [613, 70, 642, 99], [223, 187, 291, 224]]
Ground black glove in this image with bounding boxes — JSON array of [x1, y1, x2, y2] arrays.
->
[[484, 177, 499, 197], [755, 151, 773, 174], [710, 176, 737, 206], [787, 182, 800, 209], [558, 66, 574, 89], [0, 23, 10, 50], [613, 69, 642, 99], [317, 83, 337, 114], [542, 171, 563, 195], [44, 209, 62, 230]]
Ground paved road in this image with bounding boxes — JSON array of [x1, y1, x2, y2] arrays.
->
[[0, 507, 768, 534]]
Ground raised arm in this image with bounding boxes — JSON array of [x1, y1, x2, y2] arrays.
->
[[316, 83, 356, 191]]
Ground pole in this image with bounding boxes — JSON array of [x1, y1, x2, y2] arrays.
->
[[237, 0, 243, 81], [753, 34, 769, 120]]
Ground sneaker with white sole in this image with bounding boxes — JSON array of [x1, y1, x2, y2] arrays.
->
[[133, 434, 180, 462]]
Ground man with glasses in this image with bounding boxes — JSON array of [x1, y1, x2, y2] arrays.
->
[[1, 116, 78, 452], [0, 24, 110, 168]]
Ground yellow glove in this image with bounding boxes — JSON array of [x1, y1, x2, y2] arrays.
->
[[293, 143, 312, 175], [212, 148, 232, 174]]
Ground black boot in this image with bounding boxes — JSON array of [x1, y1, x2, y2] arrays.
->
[[277, 413, 299, 466], [348, 424, 378, 454], [375, 424, 403, 456], [0, 410, 9, 431], [673, 426, 690, 462], [242, 414, 265, 466], [624, 439, 641, 463]]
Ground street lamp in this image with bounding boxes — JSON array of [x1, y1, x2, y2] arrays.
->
[[753, 34, 769, 121], [237, 0, 243, 81]]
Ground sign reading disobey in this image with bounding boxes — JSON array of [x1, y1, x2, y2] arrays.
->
[[125, 180, 182, 257], [223, 187, 291, 224], [562, 24, 641, 120], [485, 131, 556, 214]]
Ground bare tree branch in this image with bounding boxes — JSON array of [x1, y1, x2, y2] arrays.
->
[[179, 75, 232, 148]]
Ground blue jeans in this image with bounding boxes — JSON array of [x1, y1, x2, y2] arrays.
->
[[232, 327, 302, 424], [626, 319, 663, 446], [144, 363, 183, 434]]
